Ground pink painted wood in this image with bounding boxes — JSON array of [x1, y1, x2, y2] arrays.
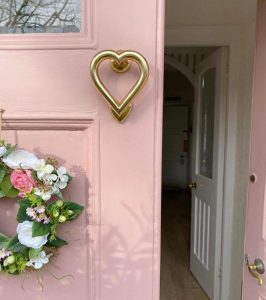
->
[[0, 0, 165, 299], [243, 1, 266, 299]]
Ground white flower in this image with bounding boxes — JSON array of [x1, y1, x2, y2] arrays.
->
[[53, 167, 69, 193], [26, 207, 36, 218], [26, 251, 52, 269], [0, 248, 11, 260], [0, 146, 7, 157], [34, 159, 55, 180], [57, 167, 68, 182], [3, 150, 39, 170], [17, 221, 48, 249], [34, 187, 53, 201]]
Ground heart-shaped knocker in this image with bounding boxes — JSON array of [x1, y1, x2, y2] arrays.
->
[[90, 50, 149, 122]]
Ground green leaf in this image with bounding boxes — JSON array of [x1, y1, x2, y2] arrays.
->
[[6, 187, 19, 198], [0, 176, 19, 198], [7, 235, 27, 252], [0, 176, 12, 194], [3, 144, 16, 157], [32, 222, 51, 238], [47, 236, 68, 248], [0, 164, 6, 184], [16, 199, 32, 222], [0, 233, 10, 248], [67, 174, 73, 184], [29, 248, 42, 259], [64, 201, 84, 220], [0, 189, 5, 198]]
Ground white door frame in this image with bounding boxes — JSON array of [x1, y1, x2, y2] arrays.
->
[[161, 25, 255, 300]]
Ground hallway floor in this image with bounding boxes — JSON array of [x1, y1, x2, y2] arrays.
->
[[160, 189, 209, 300]]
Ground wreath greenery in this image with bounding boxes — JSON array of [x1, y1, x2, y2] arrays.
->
[[0, 140, 84, 275]]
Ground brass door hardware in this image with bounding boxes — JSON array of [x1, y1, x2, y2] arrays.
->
[[245, 255, 265, 286], [90, 50, 149, 123], [188, 182, 197, 189]]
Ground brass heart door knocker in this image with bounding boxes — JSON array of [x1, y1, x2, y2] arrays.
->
[[90, 50, 149, 123]]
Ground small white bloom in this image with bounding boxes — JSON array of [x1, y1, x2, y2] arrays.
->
[[34, 187, 53, 201], [0, 146, 7, 157], [57, 167, 68, 182], [26, 207, 36, 218], [34, 159, 55, 180], [3, 150, 39, 170], [42, 173, 58, 185], [35, 206, 45, 214], [26, 251, 51, 269], [17, 221, 48, 249], [53, 166, 69, 193], [0, 248, 11, 260]]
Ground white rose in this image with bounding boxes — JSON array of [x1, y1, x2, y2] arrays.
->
[[17, 221, 48, 249], [0, 146, 7, 157], [3, 150, 39, 170]]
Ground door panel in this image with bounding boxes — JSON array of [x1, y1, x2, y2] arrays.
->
[[243, 1, 266, 299], [0, 0, 164, 299], [190, 48, 228, 299]]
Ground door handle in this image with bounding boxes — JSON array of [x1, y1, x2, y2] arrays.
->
[[90, 50, 149, 123], [188, 182, 197, 189], [245, 255, 265, 286]]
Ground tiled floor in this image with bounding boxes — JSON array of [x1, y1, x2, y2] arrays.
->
[[160, 189, 209, 300]]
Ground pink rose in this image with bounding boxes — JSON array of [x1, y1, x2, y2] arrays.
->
[[10, 170, 36, 197]]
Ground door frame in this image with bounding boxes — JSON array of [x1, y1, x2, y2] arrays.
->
[[154, 24, 255, 300]]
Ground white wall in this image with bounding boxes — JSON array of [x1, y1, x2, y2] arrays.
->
[[166, 0, 256, 26]]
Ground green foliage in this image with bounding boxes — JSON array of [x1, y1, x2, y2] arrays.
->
[[32, 222, 51, 238], [0, 176, 19, 198], [3, 252, 28, 275], [27, 192, 43, 207], [0, 233, 10, 248], [0, 164, 7, 184], [29, 247, 42, 259], [16, 199, 32, 222], [47, 236, 68, 248], [64, 201, 84, 220], [7, 236, 28, 253], [67, 174, 73, 183]]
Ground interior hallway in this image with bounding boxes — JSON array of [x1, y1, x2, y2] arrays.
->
[[160, 189, 209, 300]]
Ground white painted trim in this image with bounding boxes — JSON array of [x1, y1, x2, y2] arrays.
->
[[164, 55, 195, 86], [153, 0, 165, 299], [164, 25, 241, 300]]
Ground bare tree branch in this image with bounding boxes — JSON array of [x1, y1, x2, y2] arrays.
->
[[0, 0, 81, 32]]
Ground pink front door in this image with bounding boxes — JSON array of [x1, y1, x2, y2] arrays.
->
[[0, 1, 164, 299], [243, 1, 266, 299]]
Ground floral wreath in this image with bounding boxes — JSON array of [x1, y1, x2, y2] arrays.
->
[[0, 141, 84, 275]]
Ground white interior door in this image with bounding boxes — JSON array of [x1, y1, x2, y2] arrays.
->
[[190, 47, 228, 299], [162, 105, 188, 188]]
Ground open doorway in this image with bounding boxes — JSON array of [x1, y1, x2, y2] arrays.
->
[[160, 46, 227, 300]]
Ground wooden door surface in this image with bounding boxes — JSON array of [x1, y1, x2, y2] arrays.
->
[[0, 1, 164, 299], [243, 1, 266, 299], [190, 48, 227, 299]]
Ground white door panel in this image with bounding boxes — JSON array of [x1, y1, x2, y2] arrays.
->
[[190, 47, 228, 299]]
